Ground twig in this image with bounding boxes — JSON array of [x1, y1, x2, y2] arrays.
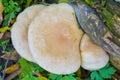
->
[[5, 68, 21, 80], [2, 49, 13, 80]]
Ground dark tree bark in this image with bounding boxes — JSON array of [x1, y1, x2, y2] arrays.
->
[[45, 0, 58, 3], [89, 0, 120, 38]]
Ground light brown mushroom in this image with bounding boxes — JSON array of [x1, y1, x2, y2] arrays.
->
[[28, 3, 83, 74], [80, 34, 109, 70], [11, 5, 45, 62], [11, 3, 110, 74]]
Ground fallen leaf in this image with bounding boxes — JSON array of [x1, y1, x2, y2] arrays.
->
[[33, 71, 42, 77], [0, 32, 4, 39], [76, 69, 81, 77], [0, 2, 3, 24], [93, 3, 101, 9], [5, 64, 20, 74], [10, 18, 16, 24], [5, 68, 21, 80], [38, 76, 49, 80], [0, 31, 11, 41], [0, 50, 19, 60], [0, 26, 11, 33]]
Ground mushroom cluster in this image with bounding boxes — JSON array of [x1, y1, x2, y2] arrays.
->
[[11, 3, 109, 74]]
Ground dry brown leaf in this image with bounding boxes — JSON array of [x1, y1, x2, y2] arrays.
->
[[5, 64, 20, 74], [0, 32, 4, 39], [93, 4, 101, 9], [0, 50, 19, 60], [33, 70, 42, 77], [0, 31, 11, 41], [0, 2, 3, 25], [5, 68, 21, 80]]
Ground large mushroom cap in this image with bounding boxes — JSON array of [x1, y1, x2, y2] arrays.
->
[[28, 3, 83, 74], [11, 5, 45, 62], [80, 34, 109, 70]]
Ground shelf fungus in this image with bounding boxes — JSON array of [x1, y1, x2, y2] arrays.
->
[[11, 3, 112, 74], [28, 3, 83, 74], [70, 1, 120, 57], [80, 34, 109, 70], [11, 5, 45, 62]]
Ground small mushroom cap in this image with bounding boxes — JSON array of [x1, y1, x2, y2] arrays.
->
[[11, 5, 45, 62], [80, 34, 109, 70], [28, 3, 83, 74]]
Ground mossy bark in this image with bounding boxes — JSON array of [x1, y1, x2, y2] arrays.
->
[[88, 0, 120, 71], [74, 0, 120, 71], [109, 54, 120, 71], [84, 0, 120, 38]]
